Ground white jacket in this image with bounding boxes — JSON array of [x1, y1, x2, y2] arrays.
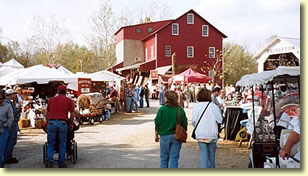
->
[[192, 102, 223, 140]]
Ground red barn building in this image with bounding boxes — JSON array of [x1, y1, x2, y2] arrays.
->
[[112, 9, 227, 86]]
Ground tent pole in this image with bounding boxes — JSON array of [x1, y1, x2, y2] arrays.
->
[[271, 81, 280, 168]]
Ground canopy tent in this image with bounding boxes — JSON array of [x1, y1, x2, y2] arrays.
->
[[1, 59, 24, 69], [236, 66, 300, 86], [0, 65, 75, 86], [57, 66, 74, 75], [168, 68, 211, 84], [90, 70, 125, 82], [67, 70, 124, 92], [0, 67, 21, 78]]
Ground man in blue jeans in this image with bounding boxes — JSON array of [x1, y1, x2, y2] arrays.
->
[[0, 90, 14, 168], [46, 85, 74, 168], [124, 83, 134, 113], [4, 89, 20, 164]]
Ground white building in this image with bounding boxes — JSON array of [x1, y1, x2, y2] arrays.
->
[[253, 36, 300, 73]]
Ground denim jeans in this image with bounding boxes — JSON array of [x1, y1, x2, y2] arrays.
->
[[132, 100, 138, 112], [47, 120, 67, 165], [139, 96, 144, 108], [198, 142, 216, 168], [145, 95, 149, 107], [160, 134, 182, 168], [126, 97, 132, 113], [4, 121, 18, 160], [102, 111, 111, 120], [0, 128, 8, 167]]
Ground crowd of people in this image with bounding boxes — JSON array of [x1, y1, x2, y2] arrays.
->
[[0, 79, 300, 168], [154, 81, 300, 168], [0, 86, 23, 168]]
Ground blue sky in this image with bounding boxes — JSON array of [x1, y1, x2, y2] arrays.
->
[[0, 0, 300, 54]]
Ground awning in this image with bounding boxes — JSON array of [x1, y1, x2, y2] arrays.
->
[[139, 59, 156, 72], [156, 65, 172, 75], [236, 66, 300, 86], [116, 63, 142, 72], [107, 62, 123, 72]]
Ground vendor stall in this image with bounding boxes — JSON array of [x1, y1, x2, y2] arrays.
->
[[236, 66, 300, 168]]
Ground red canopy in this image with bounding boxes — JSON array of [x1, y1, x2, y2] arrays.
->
[[168, 68, 211, 84]]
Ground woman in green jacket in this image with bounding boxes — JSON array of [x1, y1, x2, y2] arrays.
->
[[154, 91, 188, 168]]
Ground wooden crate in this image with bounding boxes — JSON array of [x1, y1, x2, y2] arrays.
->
[[18, 118, 30, 128], [35, 119, 45, 129]]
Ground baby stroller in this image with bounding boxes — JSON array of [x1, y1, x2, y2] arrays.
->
[[42, 117, 80, 165]]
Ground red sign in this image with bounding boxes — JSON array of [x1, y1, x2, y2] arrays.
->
[[77, 78, 92, 96], [150, 70, 158, 79]]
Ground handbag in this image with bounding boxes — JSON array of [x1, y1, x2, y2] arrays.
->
[[191, 102, 211, 139], [174, 107, 187, 143]]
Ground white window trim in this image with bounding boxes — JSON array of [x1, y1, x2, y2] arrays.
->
[[172, 23, 179, 35], [165, 45, 171, 57], [202, 25, 209, 37], [145, 48, 148, 60], [151, 46, 154, 59], [187, 13, 194, 24], [209, 47, 215, 58], [187, 46, 194, 58]]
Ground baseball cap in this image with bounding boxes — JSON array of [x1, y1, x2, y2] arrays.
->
[[57, 85, 67, 92], [6, 89, 16, 95]]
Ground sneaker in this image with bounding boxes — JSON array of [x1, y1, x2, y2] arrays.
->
[[45, 161, 53, 168], [5, 158, 18, 164], [58, 163, 68, 168]]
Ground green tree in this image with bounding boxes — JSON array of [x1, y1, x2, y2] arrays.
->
[[0, 42, 8, 62], [223, 43, 257, 85], [54, 43, 97, 73]]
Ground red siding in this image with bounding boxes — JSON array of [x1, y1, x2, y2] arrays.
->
[[156, 11, 223, 75], [115, 20, 172, 44], [144, 36, 156, 62]]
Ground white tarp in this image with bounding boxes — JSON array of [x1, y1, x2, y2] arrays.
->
[[0, 67, 21, 78], [236, 66, 300, 86], [0, 65, 75, 86], [1, 59, 24, 69], [57, 66, 74, 75], [90, 70, 124, 82]]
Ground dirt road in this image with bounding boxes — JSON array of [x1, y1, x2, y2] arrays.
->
[[6, 100, 249, 168]]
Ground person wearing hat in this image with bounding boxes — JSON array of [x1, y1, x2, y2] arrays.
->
[[108, 85, 118, 101], [0, 90, 14, 168], [4, 89, 20, 165], [45, 85, 75, 168]]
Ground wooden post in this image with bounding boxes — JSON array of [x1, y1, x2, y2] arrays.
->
[[172, 53, 176, 75]]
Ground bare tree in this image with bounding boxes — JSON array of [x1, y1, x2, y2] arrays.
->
[[88, 0, 117, 70], [200, 50, 224, 85], [27, 15, 71, 63]]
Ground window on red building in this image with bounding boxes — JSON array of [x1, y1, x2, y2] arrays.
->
[[187, 46, 194, 58], [187, 13, 194, 24], [209, 47, 215, 58], [165, 45, 171, 57], [202, 25, 209, 37], [172, 23, 179, 35], [136, 28, 141, 33], [148, 27, 153, 32]]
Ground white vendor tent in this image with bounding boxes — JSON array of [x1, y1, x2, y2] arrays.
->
[[236, 66, 300, 86], [0, 66, 21, 78], [90, 70, 124, 82], [0, 65, 75, 86], [1, 59, 24, 69], [57, 66, 74, 75]]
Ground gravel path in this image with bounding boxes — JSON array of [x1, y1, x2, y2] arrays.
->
[[6, 99, 249, 168]]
